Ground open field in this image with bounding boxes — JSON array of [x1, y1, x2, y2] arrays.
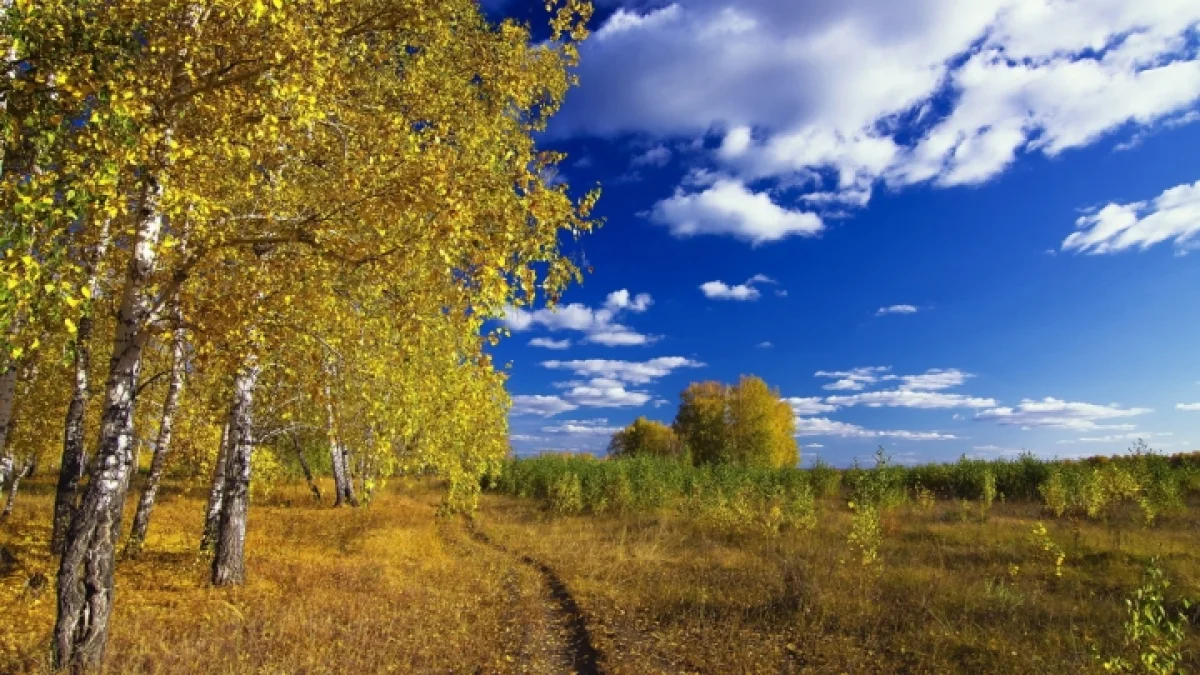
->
[[4, 459, 1199, 674]]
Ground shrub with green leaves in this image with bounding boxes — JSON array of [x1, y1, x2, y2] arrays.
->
[[1095, 558, 1193, 675], [548, 472, 584, 515]]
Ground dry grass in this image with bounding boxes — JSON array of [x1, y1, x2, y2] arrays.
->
[[2, 478, 576, 674], [2, 477, 1198, 673], [477, 495, 1200, 674]]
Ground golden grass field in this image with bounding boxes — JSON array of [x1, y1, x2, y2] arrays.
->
[[2, 476, 1198, 673]]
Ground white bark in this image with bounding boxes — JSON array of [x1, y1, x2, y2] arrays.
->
[[126, 309, 186, 556], [53, 218, 112, 553], [201, 422, 231, 551], [1, 455, 32, 520], [54, 175, 167, 669], [212, 357, 261, 586], [324, 390, 357, 507], [0, 364, 16, 490]]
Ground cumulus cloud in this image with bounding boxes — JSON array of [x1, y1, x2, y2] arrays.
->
[[876, 304, 919, 316], [552, 0, 1200, 236], [816, 367, 992, 408], [1063, 180, 1200, 254], [700, 273, 778, 301], [794, 416, 957, 440], [632, 144, 673, 167], [649, 179, 823, 244], [815, 366, 892, 391], [975, 397, 1152, 430], [896, 368, 971, 391], [509, 434, 546, 443], [786, 396, 839, 416], [1177, 403, 1200, 411], [542, 419, 623, 435], [1056, 431, 1173, 444], [828, 390, 996, 409], [971, 444, 1023, 456], [503, 289, 655, 346], [529, 338, 572, 350], [511, 395, 579, 417], [542, 357, 705, 384], [559, 380, 656, 408]]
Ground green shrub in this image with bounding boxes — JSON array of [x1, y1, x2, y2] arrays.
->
[[548, 472, 583, 515]]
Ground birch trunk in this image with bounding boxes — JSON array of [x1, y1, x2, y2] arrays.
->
[[200, 422, 231, 551], [325, 393, 351, 507], [292, 435, 321, 502], [339, 443, 357, 506], [211, 359, 260, 586], [53, 177, 166, 671], [53, 219, 112, 554], [1, 455, 32, 520], [0, 364, 17, 490], [125, 313, 186, 557]]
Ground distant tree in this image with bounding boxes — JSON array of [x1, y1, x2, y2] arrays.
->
[[608, 417, 681, 459], [674, 376, 798, 469], [674, 381, 730, 464], [727, 376, 798, 468]]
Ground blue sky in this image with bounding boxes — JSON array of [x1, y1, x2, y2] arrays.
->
[[488, 0, 1200, 466]]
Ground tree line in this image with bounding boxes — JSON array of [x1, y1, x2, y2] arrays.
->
[[0, 0, 595, 669], [609, 375, 799, 469]]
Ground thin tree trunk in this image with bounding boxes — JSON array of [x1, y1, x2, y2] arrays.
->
[[53, 219, 112, 554], [125, 314, 186, 557], [53, 176, 166, 671], [325, 393, 350, 507], [212, 359, 260, 586], [200, 422, 231, 551], [339, 443, 357, 506], [0, 363, 17, 491], [0, 455, 32, 520], [292, 435, 321, 502]]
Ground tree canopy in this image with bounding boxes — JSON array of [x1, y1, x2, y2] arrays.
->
[[608, 416, 681, 460], [672, 376, 798, 469], [0, 0, 597, 668]]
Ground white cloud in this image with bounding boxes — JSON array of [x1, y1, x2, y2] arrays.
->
[[758, 341, 773, 349], [604, 289, 654, 313], [543, 419, 623, 435], [700, 281, 759, 301], [786, 396, 839, 416], [509, 434, 547, 443], [815, 366, 891, 391], [828, 389, 996, 409], [1063, 180, 1200, 254], [542, 357, 704, 384], [559, 380, 655, 408], [814, 367, 984, 406], [805, 443, 825, 449], [700, 274, 778, 301], [896, 368, 971, 391], [632, 144, 673, 167], [971, 444, 1023, 456], [794, 416, 957, 440], [1056, 431, 1173, 444], [503, 289, 655, 347], [551, 0, 1200, 230], [529, 338, 572, 350], [649, 179, 823, 245], [1177, 402, 1200, 411], [975, 397, 1152, 430], [511, 395, 579, 417], [876, 304, 919, 316]]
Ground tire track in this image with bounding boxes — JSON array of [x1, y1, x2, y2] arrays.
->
[[466, 519, 604, 675]]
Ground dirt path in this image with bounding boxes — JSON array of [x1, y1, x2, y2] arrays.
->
[[461, 519, 604, 675]]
